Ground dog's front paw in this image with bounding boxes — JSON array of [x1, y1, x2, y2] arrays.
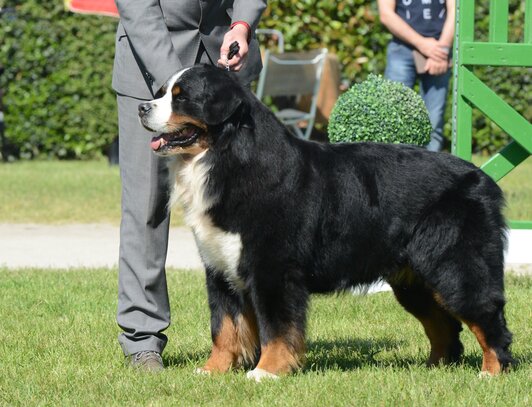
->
[[478, 371, 495, 379], [246, 368, 279, 382], [194, 367, 211, 376]]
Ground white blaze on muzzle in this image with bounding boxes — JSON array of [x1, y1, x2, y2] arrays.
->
[[141, 67, 192, 132]]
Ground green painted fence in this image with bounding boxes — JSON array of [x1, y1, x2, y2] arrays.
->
[[451, 0, 532, 229]]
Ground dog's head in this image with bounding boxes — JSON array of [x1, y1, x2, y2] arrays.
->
[[138, 65, 249, 157]]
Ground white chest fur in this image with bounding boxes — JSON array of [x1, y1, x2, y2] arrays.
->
[[169, 154, 244, 289]]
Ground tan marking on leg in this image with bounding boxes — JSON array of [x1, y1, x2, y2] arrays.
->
[[466, 323, 501, 375], [202, 311, 259, 373], [419, 312, 458, 366], [202, 316, 239, 372], [387, 267, 417, 286], [236, 307, 260, 367], [390, 283, 462, 366], [255, 328, 305, 375], [432, 292, 447, 309]]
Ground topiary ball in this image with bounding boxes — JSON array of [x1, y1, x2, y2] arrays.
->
[[328, 74, 432, 146]]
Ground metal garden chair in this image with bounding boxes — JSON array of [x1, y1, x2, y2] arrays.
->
[[255, 28, 285, 53], [255, 48, 328, 139]]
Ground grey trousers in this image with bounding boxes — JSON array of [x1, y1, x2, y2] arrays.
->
[[116, 93, 173, 356], [116, 45, 213, 356]]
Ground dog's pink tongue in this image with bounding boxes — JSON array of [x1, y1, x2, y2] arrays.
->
[[151, 137, 163, 150]]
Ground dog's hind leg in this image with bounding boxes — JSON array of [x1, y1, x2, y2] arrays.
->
[[463, 315, 513, 376], [403, 175, 513, 375], [428, 256, 513, 375], [198, 268, 259, 374], [407, 230, 513, 375], [428, 263, 513, 376], [388, 269, 464, 366]]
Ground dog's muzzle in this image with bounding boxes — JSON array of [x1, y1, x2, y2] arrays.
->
[[138, 102, 152, 118]]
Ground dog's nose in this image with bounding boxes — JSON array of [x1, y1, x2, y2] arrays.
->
[[138, 102, 152, 117]]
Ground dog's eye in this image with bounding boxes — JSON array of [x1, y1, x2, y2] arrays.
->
[[172, 85, 186, 101]]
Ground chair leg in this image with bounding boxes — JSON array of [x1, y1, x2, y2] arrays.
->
[[303, 125, 312, 139], [291, 125, 306, 139]]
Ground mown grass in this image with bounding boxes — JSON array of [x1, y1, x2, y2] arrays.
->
[[473, 155, 532, 222], [0, 269, 530, 406], [0, 156, 530, 225], [0, 160, 184, 226], [0, 160, 120, 224]]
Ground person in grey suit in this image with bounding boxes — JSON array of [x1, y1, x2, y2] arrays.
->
[[112, 0, 267, 371]]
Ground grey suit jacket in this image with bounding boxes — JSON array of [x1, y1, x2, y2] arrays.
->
[[112, 0, 267, 99]]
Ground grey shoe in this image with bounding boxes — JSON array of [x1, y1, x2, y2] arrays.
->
[[127, 351, 164, 372]]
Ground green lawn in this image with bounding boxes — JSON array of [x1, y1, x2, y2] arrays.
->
[[0, 268, 530, 406], [0, 160, 184, 226], [473, 155, 532, 222], [0, 157, 530, 225]]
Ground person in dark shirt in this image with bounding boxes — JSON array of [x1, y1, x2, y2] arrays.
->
[[378, 0, 455, 152]]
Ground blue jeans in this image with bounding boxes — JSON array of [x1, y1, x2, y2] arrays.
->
[[384, 40, 451, 152]]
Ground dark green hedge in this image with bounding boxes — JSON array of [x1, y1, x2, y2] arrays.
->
[[0, 0, 528, 159], [0, 1, 117, 160]]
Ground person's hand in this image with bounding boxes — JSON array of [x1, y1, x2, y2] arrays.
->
[[417, 37, 449, 62], [425, 57, 449, 76], [217, 24, 249, 71]]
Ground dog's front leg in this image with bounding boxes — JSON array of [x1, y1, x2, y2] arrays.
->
[[246, 265, 308, 382], [197, 268, 259, 374]]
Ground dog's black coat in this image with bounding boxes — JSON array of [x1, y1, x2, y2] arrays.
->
[[159, 65, 513, 373]]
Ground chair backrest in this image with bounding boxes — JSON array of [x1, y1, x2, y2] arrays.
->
[[255, 48, 328, 100], [255, 28, 285, 53]]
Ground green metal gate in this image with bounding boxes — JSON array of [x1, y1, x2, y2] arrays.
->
[[451, 0, 532, 229]]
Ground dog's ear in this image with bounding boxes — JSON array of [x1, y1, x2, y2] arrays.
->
[[202, 93, 243, 126], [201, 68, 250, 125]]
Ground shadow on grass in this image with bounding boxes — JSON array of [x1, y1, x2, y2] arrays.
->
[[163, 350, 210, 369], [304, 337, 416, 372], [162, 337, 532, 374], [307, 338, 532, 373], [163, 337, 412, 372], [460, 350, 531, 373]]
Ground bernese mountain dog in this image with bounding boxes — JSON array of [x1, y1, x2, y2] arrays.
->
[[138, 65, 513, 381]]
